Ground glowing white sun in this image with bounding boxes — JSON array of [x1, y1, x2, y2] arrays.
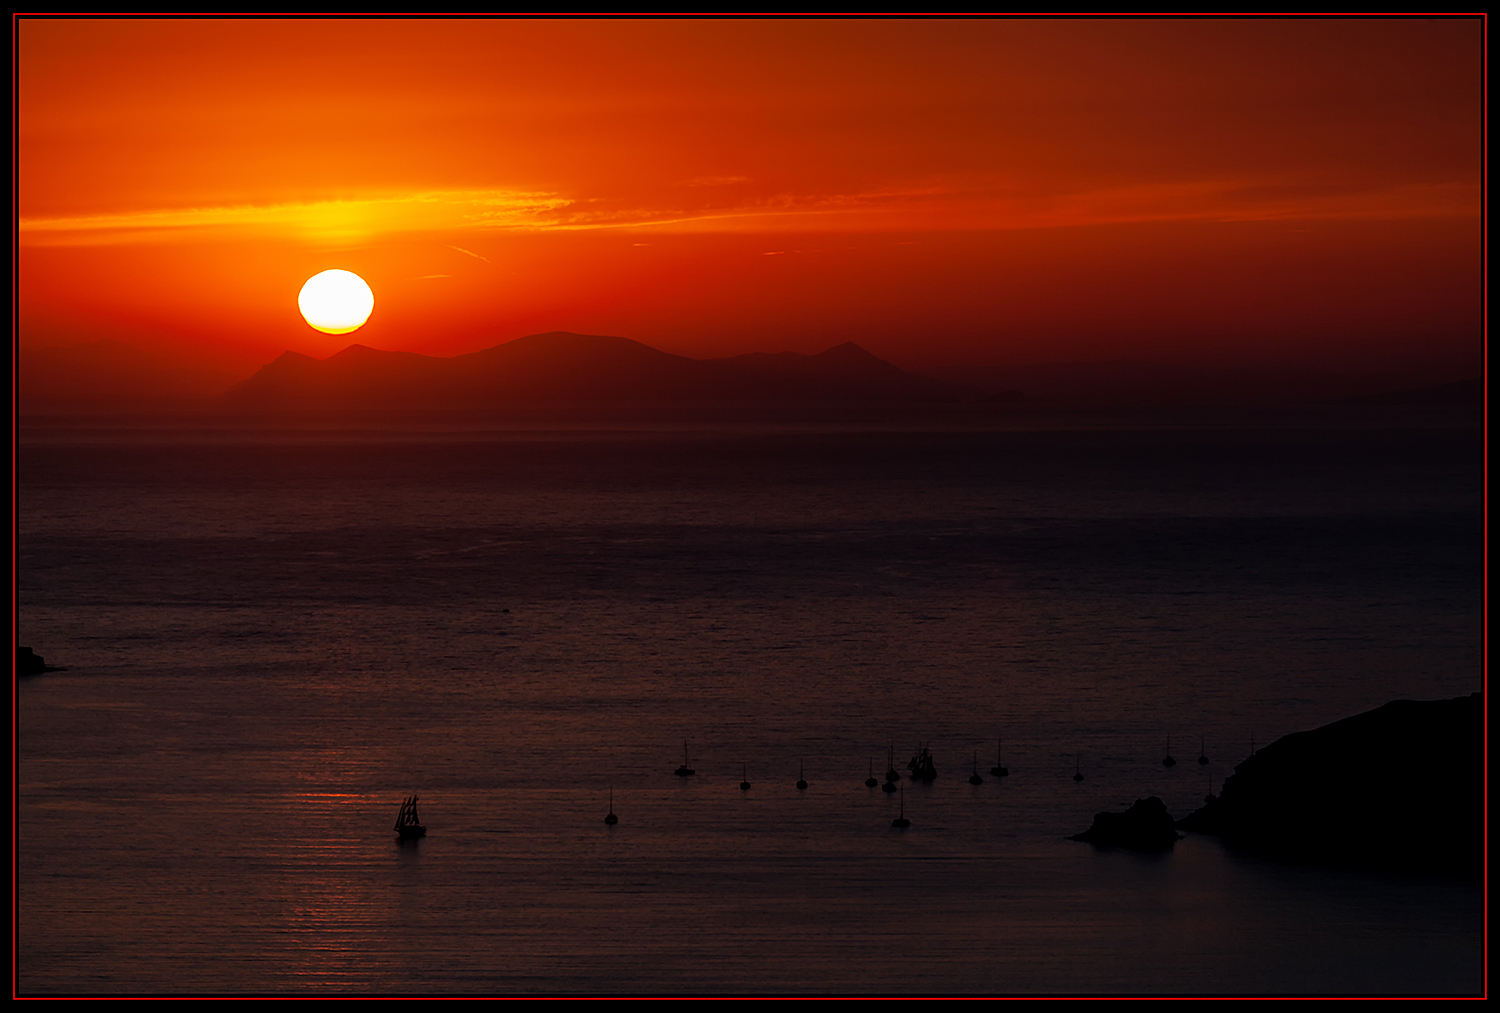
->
[[298, 270, 374, 334]]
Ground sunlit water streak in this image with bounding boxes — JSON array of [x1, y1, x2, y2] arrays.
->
[[17, 413, 1482, 994]]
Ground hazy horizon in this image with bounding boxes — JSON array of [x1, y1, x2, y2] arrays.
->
[[16, 328, 1486, 413]]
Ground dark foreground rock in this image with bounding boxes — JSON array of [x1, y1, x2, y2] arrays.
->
[[1070, 796, 1182, 850], [1178, 693, 1481, 878], [18, 646, 51, 677]]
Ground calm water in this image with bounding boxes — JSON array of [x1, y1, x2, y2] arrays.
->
[[16, 410, 1484, 994]]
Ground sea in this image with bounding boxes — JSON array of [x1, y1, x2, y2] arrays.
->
[[15, 405, 1485, 995]]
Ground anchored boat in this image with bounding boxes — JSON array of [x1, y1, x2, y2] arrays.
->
[[907, 743, 937, 781], [394, 795, 426, 840]]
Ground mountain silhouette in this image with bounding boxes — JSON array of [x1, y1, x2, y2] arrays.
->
[[225, 331, 979, 407]]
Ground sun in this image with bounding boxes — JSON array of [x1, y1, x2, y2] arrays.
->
[[298, 270, 374, 334]]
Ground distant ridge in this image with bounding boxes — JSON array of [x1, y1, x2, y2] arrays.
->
[[1325, 378, 1483, 407], [921, 360, 1483, 408], [707, 342, 965, 401], [225, 331, 980, 407]]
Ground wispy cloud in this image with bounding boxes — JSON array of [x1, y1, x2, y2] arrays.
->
[[507, 178, 1479, 234], [679, 175, 751, 187], [1015, 179, 1480, 229], [17, 177, 1476, 247], [17, 190, 572, 246], [445, 244, 491, 263]]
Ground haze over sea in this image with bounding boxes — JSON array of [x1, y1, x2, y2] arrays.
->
[[16, 406, 1482, 995]]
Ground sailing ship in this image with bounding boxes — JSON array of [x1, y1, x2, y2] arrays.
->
[[394, 795, 426, 840], [907, 743, 937, 781]]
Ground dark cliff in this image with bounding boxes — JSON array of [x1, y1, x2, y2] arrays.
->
[[1177, 693, 1482, 877]]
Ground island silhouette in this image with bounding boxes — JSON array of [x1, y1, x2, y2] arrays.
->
[[224, 331, 983, 408], [20, 333, 1481, 413]]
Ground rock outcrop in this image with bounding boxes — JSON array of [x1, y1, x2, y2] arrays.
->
[[1070, 796, 1182, 850], [18, 646, 50, 677]]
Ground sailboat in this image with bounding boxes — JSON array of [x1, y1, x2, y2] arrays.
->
[[865, 758, 879, 788], [891, 784, 911, 828], [393, 795, 426, 840], [969, 750, 984, 785], [990, 735, 1009, 777], [604, 787, 618, 825], [675, 740, 696, 777], [796, 761, 808, 790], [1162, 735, 1176, 767]]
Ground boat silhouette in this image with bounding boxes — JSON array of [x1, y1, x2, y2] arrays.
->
[[394, 795, 426, 840], [891, 784, 911, 828], [969, 750, 984, 785], [907, 743, 936, 781], [990, 735, 1009, 777], [604, 787, 618, 825], [674, 740, 696, 777]]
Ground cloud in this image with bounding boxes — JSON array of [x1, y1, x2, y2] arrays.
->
[[679, 176, 752, 187], [446, 245, 491, 263], [17, 190, 572, 247], [17, 176, 1477, 248]]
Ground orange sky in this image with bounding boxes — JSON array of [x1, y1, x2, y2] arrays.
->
[[16, 18, 1483, 381]]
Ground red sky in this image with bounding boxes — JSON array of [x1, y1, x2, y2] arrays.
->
[[16, 18, 1483, 382]]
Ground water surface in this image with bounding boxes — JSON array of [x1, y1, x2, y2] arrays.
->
[[17, 410, 1483, 994]]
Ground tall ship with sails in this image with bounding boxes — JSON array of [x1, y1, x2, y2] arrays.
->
[[394, 795, 426, 840]]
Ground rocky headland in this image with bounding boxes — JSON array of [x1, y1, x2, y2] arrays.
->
[[1177, 693, 1482, 878], [18, 646, 53, 677]]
